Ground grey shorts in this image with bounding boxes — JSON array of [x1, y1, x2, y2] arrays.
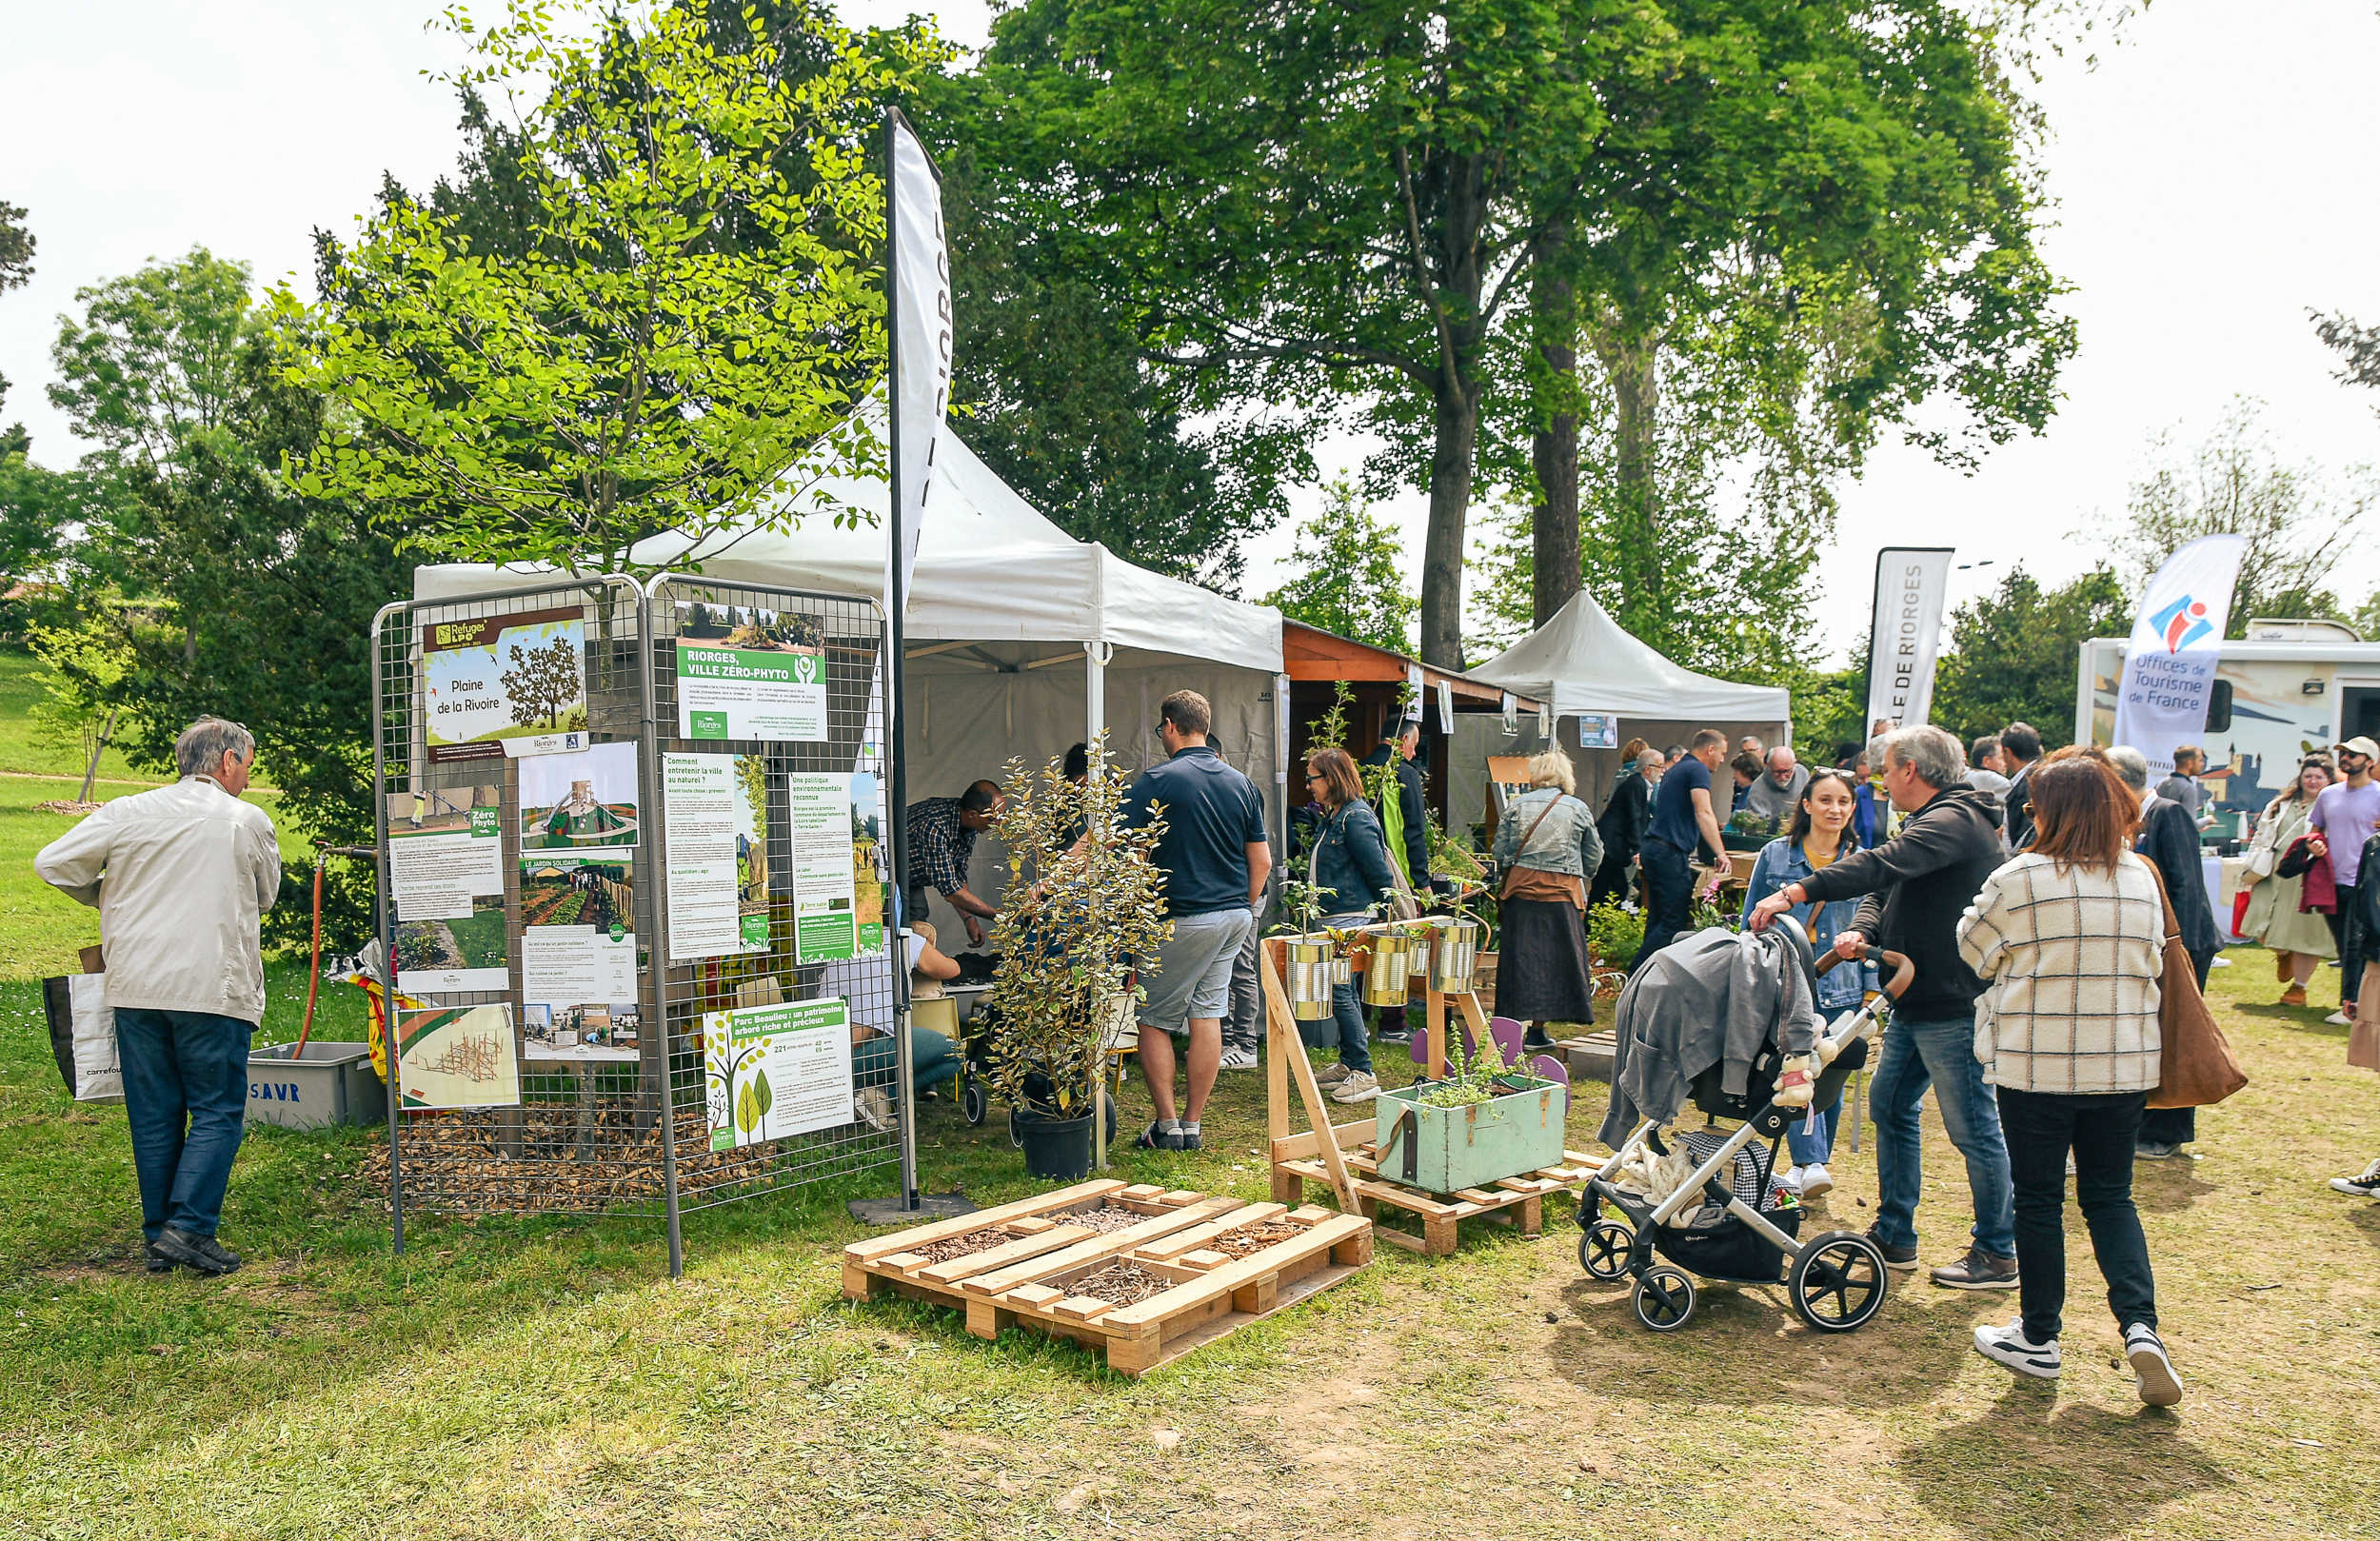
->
[[1139, 906, 1255, 1038]]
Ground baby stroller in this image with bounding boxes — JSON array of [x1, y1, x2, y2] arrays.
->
[[1579, 917, 1914, 1334]]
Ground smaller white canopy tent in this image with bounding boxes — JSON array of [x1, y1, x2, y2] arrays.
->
[[414, 426, 1289, 943], [1463, 590, 1793, 797]]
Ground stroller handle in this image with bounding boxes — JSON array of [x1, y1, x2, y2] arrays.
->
[[1816, 940, 1915, 1000]]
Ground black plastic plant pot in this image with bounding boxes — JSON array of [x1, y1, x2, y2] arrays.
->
[[1016, 1111, 1095, 1179]]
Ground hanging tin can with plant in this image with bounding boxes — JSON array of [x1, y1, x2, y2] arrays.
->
[[1362, 924, 1423, 1005], [1283, 936, 1337, 1020], [1429, 917, 1478, 994]]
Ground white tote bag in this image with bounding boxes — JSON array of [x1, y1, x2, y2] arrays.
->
[[69, 974, 124, 1104]]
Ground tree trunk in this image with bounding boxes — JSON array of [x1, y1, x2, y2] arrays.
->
[[1530, 227, 1579, 626], [1420, 372, 1477, 670], [1588, 307, 1663, 640]]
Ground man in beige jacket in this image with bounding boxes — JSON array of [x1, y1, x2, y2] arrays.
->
[[36, 718, 281, 1274]]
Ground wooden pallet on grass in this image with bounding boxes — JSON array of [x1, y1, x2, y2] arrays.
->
[[1271, 1115, 1599, 1255], [842, 1179, 1373, 1376]]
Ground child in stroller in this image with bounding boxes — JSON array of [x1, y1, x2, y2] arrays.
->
[[1579, 916, 1914, 1333]]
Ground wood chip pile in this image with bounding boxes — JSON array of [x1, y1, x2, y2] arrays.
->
[[1066, 1260, 1175, 1307], [1207, 1220, 1303, 1259], [1061, 1205, 1150, 1235], [908, 1228, 1022, 1264]]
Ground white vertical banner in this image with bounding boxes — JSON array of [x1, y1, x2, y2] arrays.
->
[[2110, 534, 2247, 778], [1864, 548, 1954, 734], [886, 109, 950, 611]]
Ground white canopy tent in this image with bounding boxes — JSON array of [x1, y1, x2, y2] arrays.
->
[[1462, 590, 1794, 795], [413, 428, 1290, 941]]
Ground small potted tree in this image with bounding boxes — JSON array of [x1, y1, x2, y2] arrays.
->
[[982, 736, 1168, 1178]]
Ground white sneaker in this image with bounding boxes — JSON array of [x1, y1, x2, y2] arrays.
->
[[1972, 1317, 2061, 1380], [1775, 1165, 1805, 1195], [1314, 1062, 1353, 1086], [855, 1086, 895, 1133], [1799, 1163, 1834, 1198], [1330, 1071, 1381, 1103], [2209, 954, 2231, 968], [2125, 1322, 2183, 1406], [2327, 1010, 2354, 1026], [1218, 1048, 1259, 1070], [2328, 1156, 2380, 1197]]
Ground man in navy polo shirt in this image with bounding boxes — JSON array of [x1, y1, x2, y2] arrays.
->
[[1629, 727, 1729, 976], [1121, 689, 1273, 1152]]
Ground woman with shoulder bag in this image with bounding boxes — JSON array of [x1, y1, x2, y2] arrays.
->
[[1492, 750, 1604, 1053], [1955, 757, 2185, 1406], [1303, 748, 1400, 1105], [1733, 769, 1876, 1198], [2241, 755, 2336, 1006]]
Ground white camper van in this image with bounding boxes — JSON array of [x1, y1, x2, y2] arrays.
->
[[2076, 619, 2376, 822]]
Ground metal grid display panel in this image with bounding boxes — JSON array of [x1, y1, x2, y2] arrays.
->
[[647, 576, 901, 1213], [373, 577, 673, 1218]]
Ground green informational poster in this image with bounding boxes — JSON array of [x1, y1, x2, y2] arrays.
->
[[703, 996, 853, 1150], [787, 774, 858, 963], [673, 602, 827, 741], [662, 752, 770, 961]]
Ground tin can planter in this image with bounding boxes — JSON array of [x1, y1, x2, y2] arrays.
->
[[1360, 926, 1424, 1005], [1283, 936, 1337, 1020], [1372, 1077, 1567, 1193], [1429, 919, 1478, 994], [1329, 952, 1352, 987]]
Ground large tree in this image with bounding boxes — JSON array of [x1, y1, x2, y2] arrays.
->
[[1259, 477, 1417, 653], [962, 0, 1656, 667], [279, 1, 910, 578]]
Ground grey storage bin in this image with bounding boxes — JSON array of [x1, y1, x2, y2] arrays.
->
[[247, 1041, 387, 1131]]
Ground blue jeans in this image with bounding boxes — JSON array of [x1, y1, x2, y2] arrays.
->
[[114, 1008, 253, 1241], [1328, 980, 1373, 1075], [1868, 1014, 2015, 1257], [855, 1026, 960, 1095], [1630, 841, 1696, 976], [1787, 1095, 1841, 1167]]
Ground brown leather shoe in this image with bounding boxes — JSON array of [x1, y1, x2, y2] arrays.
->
[[2280, 985, 2309, 1008]]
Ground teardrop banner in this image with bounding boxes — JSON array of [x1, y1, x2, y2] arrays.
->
[[2110, 534, 2247, 780]]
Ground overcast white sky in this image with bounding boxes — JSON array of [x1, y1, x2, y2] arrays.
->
[[5, 0, 2376, 663]]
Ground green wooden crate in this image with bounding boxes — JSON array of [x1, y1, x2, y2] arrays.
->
[[1373, 1077, 1567, 1194]]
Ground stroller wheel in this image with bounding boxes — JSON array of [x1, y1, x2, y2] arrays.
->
[[1578, 1219, 1634, 1283], [962, 1081, 988, 1127], [1788, 1231, 1890, 1333], [1632, 1266, 1696, 1332], [1008, 1107, 1025, 1149]]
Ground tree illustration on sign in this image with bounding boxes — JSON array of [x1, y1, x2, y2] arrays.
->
[[502, 636, 583, 729], [736, 1067, 774, 1136]]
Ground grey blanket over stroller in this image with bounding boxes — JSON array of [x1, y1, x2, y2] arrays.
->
[[1597, 926, 1817, 1148]]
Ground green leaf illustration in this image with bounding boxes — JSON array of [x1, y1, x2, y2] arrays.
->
[[753, 1069, 774, 1119], [736, 1080, 760, 1135]]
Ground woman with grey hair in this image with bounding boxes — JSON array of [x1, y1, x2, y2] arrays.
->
[[2110, 745, 2225, 1159], [1493, 749, 1604, 1050]]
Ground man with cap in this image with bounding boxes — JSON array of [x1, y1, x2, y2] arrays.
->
[[2309, 736, 2380, 1026]]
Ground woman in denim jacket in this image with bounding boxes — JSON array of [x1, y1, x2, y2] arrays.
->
[[1735, 767, 1877, 1196], [1303, 747, 1400, 1103], [1492, 749, 1605, 1050]]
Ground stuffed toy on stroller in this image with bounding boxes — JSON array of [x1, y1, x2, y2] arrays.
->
[[1578, 916, 1913, 1334]]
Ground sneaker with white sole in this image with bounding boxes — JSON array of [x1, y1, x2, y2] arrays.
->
[[855, 1087, 896, 1133], [2328, 1156, 2380, 1197], [1314, 1062, 1354, 1087], [1973, 1317, 2061, 1379], [2125, 1322, 2183, 1406], [2328, 1010, 2355, 1025], [1330, 1070, 1381, 1103], [1798, 1163, 1834, 1198], [1775, 1165, 1806, 1195], [1932, 1246, 2020, 1291], [1217, 1047, 1259, 1070]]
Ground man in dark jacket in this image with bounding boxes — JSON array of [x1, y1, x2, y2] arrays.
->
[[1748, 723, 2015, 1292], [2000, 721, 2043, 851], [2110, 745, 2223, 1160], [1591, 750, 1661, 911]]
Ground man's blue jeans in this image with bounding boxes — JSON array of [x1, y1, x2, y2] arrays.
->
[[113, 1008, 254, 1241], [1867, 1014, 2015, 1257]]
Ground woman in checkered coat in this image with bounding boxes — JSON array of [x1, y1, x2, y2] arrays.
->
[[1954, 756, 2185, 1406]]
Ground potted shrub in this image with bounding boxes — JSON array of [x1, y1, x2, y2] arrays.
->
[[982, 735, 1167, 1178], [1372, 1028, 1566, 1193], [1721, 809, 1779, 853]]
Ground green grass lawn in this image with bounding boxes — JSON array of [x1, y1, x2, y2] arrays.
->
[[0, 652, 153, 784], [0, 953, 2372, 1540]]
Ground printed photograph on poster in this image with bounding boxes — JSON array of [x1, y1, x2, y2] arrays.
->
[[673, 601, 827, 741], [385, 785, 503, 922], [662, 751, 771, 960], [517, 741, 640, 849], [522, 1001, 641, 1062], [395, 893, 509, 996], [397, 1002, 520, 1109], [850, 769, 884, 954], [520, 856, 634, 933], [422, 607, 586, 762], [787, 773, 856, 962], [703, 996, 853, 1150]]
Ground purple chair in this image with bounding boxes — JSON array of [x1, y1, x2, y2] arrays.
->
[[1488, 1017, 1528, 1066], [1529, 1053, 1571, 1087]]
